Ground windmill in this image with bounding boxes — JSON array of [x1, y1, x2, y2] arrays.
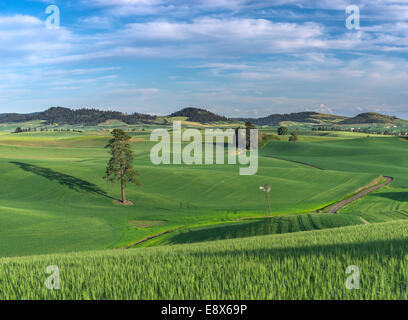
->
[[259, 184, 271, 215]]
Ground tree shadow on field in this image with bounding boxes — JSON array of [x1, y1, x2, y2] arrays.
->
[[374, 192, 408, 202], [10, 161, 114, 199]]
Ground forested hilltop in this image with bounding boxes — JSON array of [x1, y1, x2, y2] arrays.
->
[[234, 111, 348, 126], [0, 107, 156, 125], [169, 107, 231, 123], [1, 106, 406, 126], [0, 106, 230, 125]]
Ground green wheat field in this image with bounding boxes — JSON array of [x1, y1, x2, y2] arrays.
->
[[1, 129, 408, 299]]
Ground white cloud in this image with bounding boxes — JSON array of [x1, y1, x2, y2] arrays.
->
[[0, 15, 42, 25], [2, 1, 408, 116], [106, 87, 160, 95]]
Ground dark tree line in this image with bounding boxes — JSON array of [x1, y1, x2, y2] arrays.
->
[[235, 112, 331, 126], [312, 126, 408, 136], [14, 127, 82, 133], [170, 107, 231, 123], [1, 107, 156, 126]]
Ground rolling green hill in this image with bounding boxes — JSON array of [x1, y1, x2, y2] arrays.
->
[[0, 131, 378, 257], [4, 107, 408, 128], [0, 129, 408, 300], [339, 112, 405, 125], [0, 107, 156, 126], [261, 137, 408, 186], [1, 220, 407, 299], [235, 111, 348, 126], [146, 135, 408, 246], [169, 107, 231, 123]]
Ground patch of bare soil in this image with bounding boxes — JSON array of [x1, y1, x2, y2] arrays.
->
[[114, 200, 135, 206], [360, 217, 370, 225], [129, 220, 167, 228], [119, 228, 179, 249]]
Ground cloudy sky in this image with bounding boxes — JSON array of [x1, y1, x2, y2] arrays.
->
[[0, 0, 407, 117]]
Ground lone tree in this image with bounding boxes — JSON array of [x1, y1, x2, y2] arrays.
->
[[104, 129, 141, 204]]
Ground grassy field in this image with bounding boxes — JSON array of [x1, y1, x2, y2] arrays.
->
[[137, 134, 408, 247], [1, 128, 408, 300], [261, 136, 408, 186], [140, 213, 363, 247], [261, 136, 408, 220], [0, 130, 379, 257], [1, 220, 408, 299]]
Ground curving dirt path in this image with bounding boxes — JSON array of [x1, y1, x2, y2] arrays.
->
[[327, 176, 393, 213], [119, 228, 179, 249]]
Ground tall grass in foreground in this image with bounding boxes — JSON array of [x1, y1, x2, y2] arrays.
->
[[1, 220, 408, 300]]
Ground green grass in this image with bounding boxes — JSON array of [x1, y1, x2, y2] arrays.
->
[[260, 136, 408, 219], [340, 187, 408, 223], [1, 129, 408, 300], [135, 135, 408, 247], [140, 213, 363, 247], [261, 137, 408, 186], [1, 220, 408, 299], [0, 131, 378, 257]]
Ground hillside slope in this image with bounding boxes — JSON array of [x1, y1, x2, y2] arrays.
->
[[2, 107, 407, 126], [0, 132, 377, 257], [1, 220, 407, 299], [236, 111, 348, 126], [339, 112, 405, 125], [169, 107, 231, 123], [0, 107, 156, 125]]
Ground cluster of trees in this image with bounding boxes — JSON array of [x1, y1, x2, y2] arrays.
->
[[277, 126, 298, 142], [14, 127, 82, 133], [236, 112, 333, 126], [14, 127, 27, 133], [289, 131, 298, 141], [0, 113, 41, 123], [170, 107, 231, 123], [3, 107, 156, 126], [233, 122, 295, 149], [312, 126, 408, 136], [312, 126, 333, 132], [277, 126, 289, 135], [258, 132, 281, 149], [41, 107, 157, 125]]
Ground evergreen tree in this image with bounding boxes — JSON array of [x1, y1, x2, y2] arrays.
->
[[104, 129, 141, 204], [278, 126, 289, 135]]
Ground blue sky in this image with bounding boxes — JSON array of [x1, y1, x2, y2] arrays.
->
[[0, 0, 407, 118]]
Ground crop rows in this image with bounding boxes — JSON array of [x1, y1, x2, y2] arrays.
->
[[0, 220, 407, 300]]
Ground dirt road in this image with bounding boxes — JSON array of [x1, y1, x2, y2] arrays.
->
[[327, 176, 393, 213]]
